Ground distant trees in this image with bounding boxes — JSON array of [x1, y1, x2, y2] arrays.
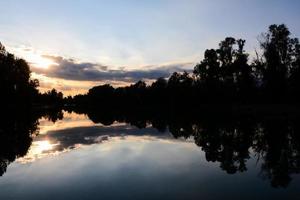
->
[[37, 89, 64, 106]]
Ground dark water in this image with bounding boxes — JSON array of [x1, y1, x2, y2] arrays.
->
[[0, 110, 300, 200]]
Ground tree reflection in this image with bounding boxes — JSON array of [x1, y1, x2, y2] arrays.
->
[[0, 110, 37, 176], [0, 108, 65, 176], [253, 118, 300, 188], [1, 106, 300, 188], [76, 108, 300, 188], [192, 118, 254, 174], [169, 115, 300, 187], [42, 108, 64, 123]]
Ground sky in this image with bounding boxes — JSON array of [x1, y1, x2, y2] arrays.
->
[[0, 0, 299, 96]]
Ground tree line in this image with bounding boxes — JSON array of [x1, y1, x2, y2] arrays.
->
[[1, 24, 300, 107], [68, 24, 300, 108]]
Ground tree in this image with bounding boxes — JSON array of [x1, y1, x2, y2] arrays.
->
[[288, 38, 300, 101], [194, 49, 221, 87], [218, 37, 236, 84], [151, 77, 167, 89], [259, 24, 297, 101], [88, 84, 114, 105], [0, 42, 39, 105], [193, 37, 254, 103], [234, 39, 256, 102]]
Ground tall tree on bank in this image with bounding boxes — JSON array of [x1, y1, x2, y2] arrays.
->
[[234, 39, 256, 102], [0, 43, 39, 105], [193, 37, 255, 103], [259, 24, 299, 102], [288, 38, 300, 102]]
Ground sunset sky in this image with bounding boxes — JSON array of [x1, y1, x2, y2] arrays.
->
[[1, 0, 299, 96]]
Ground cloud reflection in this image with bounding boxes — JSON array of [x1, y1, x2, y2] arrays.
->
[[18, 141, 60, 163], [17, 112, 177, 163]]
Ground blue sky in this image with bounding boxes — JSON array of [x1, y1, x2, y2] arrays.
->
[[0, 0, 299, 95]]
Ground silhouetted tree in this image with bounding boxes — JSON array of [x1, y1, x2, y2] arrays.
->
[[234, 39, 256, 102], [194, 49, 220, 84], [88, 84, 114, 105], [289, 38, 300, 102], [193, 37, 254, 103], [38, 89, 64, 106], [259, 24, 298, 102], [0, 42, 39, 105], [149, 77, 168, 105]]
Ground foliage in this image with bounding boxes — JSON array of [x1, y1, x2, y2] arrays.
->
[[0, 43, 39, 105]]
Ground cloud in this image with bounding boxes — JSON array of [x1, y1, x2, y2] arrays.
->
[[33, 55, 194, 82], [32, 123, 172, 157], [9, 45, 196, 95]]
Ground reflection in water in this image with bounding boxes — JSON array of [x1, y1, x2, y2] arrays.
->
[[38, 112, 94, 135], [0, 108, 300, 199], [20, 119, 171, 163], [18, 140, 60, 163], [0, 110, 39, 176]]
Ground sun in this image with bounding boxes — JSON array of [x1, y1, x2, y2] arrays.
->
[[27, 53, 56, 69], [9, 46, 57, 70]]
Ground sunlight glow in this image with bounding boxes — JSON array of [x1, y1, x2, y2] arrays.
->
[[17, 140, 60, 163], [27, 54, 57, 69], [30, 140, 56, 155], [8, 46, 58, 70]]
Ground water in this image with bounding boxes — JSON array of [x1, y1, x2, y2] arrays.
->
[[0, 110, 299, 200]]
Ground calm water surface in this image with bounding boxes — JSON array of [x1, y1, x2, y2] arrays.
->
[[0, 111, 299, 200]]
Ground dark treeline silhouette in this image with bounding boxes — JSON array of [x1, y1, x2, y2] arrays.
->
[[37, 88, 64, 107], [0, 43, 64, 107], [0, 43, 39, 105], [66, 24, 300, 108], [1, 24, 299, 108], [67, 106, 300, 188]]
